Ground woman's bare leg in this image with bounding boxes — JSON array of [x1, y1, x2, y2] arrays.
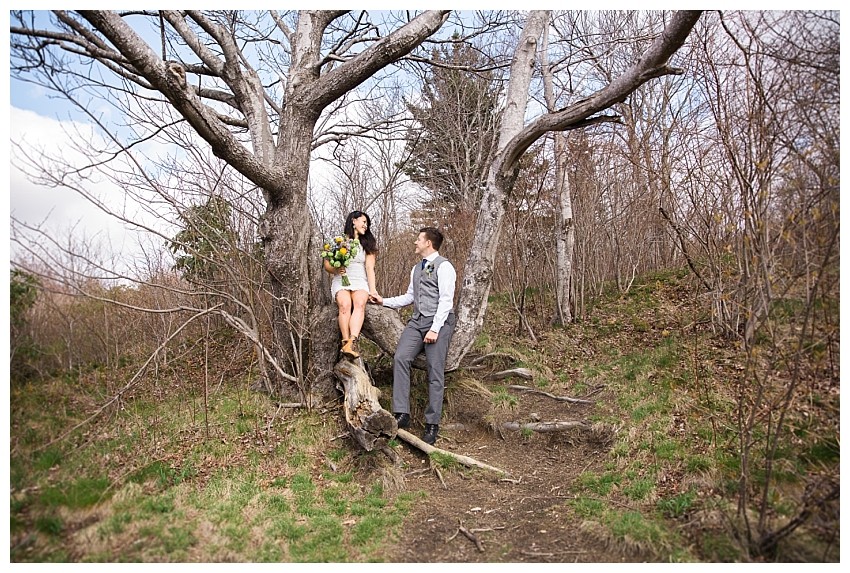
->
[[336, 290, 353, 340], [349, 290, 369, 340]]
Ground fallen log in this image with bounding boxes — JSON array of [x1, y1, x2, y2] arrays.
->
[[394, 428, 507, 475], [501, 420, 589, 432], [333, 358, 397, 451]]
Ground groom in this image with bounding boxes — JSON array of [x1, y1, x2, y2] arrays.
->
[[370, 227, 456, 445]]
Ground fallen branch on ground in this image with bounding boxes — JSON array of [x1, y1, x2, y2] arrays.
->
[[507, 385, 594, 404], [459, 522, 485, 552], [395, 429, 507, 475]]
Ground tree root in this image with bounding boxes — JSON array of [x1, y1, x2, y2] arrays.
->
[[487, 368, 534, 381], [468, 352, 519, 366], [501, 420, 589, 432], [507, 384, 595, 404]]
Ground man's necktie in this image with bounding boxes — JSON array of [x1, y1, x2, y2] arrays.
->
[[421, 259, 427, 269]]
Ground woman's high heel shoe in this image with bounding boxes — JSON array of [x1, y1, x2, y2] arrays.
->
[[341, 337, 360, 359]]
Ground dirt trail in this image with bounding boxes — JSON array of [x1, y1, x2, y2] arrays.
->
[[375, 390, 647, 563]]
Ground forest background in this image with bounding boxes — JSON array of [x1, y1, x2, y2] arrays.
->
[[7, 9, 839, 563]]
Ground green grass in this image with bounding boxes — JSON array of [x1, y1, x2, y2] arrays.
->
[[34, 447, 63, 471], [570, 496, 605, 518], [657, 491, 696, 517], [429, 451, 461, 470], [40, 476, 111, 509], [130, 460, 196, 488], [801, 437, 840, 465], [576, 471, 622, 496], [491, 386, 518, 409], [622, 478, 654, 501], [607, 510, 665, 545], [9, 375, 425, 563], [685, 454, 712, 472], [35, 515, 64, 536], [140, 492, 175, 515]]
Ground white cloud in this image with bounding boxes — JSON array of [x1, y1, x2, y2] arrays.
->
[[9, 106, 170, 278]]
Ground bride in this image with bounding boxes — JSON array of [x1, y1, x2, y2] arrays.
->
[[323, 210, 379, 358]]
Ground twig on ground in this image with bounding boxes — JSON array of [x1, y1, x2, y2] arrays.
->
[[405, 468, 431, 477], [521, 550, 554, 557], [266, 403, 283, 433], [433, 466, 447, 489], [458, 522, 485, 552], [585, 384, 606, 397], [324, 456, 338, 472], [380, 444, 399, 463]]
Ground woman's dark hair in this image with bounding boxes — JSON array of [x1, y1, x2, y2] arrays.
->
[[344, 210, 378, 254]]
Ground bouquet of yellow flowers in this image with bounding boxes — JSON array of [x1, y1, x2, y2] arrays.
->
[[320, 234, 360, 286]]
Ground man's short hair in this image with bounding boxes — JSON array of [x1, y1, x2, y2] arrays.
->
[[419, 227, 444, 251]]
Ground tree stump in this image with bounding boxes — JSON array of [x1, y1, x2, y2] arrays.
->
[[333, 358, 397, 451]]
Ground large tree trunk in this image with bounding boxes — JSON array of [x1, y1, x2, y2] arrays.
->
[[541, 23, 574, 326], [262, 105, 321, 398], [552, 133, 575, 326], [260, 11, 451, 398], [447, 10, 550, 368]]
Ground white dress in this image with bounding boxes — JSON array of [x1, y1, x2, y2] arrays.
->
[[331, 246, 369, 298]]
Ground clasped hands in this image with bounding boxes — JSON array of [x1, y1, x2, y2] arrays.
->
[[368, 291, 438, 343]]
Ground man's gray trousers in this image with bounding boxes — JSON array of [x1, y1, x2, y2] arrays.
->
[[392, 312, 456, 425]]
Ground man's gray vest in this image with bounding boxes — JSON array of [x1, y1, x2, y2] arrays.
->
[[413, 256, 454, 318]]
